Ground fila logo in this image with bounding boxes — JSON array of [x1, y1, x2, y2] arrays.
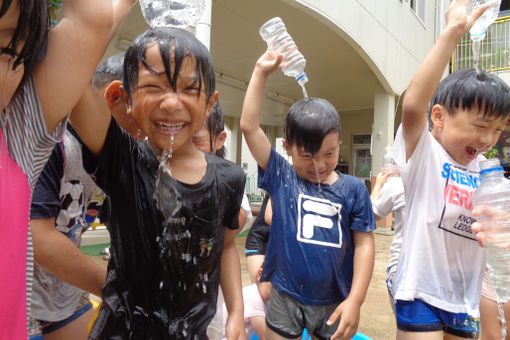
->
[[297, 193, 343, 248]]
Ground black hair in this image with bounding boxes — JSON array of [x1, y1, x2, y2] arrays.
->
[[0, 0, 49, 95], [92, 52, 125, 91], [205, 101, 226, 158], [284, 97, 341, 155], [123, 27, 215, 103], [428, 69, 510, 127]]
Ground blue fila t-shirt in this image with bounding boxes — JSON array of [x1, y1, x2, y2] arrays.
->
[[258, 149, 376, 306]]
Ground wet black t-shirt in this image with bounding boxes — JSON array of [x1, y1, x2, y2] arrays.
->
[[84, 120, 245, 340]]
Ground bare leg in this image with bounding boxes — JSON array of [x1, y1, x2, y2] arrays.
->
[[480, 296, 510, 340], [247, 254, 265, 284], [399, 330, 444, 340], [266, 326, 301, 340], [44, 307, 94, 340]]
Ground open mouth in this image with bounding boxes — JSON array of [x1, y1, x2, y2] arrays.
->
[[154, 121, 186, 134], [465, 146, 479, 159]]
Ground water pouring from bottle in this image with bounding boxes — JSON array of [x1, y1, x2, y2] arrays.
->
[[139, 0, 206, 29], [467, 0, 501, 72]]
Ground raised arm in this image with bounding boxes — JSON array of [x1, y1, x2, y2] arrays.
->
[[36, 0, 136, 133], [69, 84, 112, 156], [240, 51, 283, 170], [401, 0, 487, 160]]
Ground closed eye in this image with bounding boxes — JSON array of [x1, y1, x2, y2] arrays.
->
[[0, 47, 17, 58]]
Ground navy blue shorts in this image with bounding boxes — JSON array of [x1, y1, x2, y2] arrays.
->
[[395, 299, 479, 338]]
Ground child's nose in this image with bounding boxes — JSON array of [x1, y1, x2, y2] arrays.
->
[[160, 91, 181, 110]]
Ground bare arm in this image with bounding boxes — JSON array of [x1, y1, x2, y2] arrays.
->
[[328, 230, 375, 340], [31, 217, 106, 297], [264, 197, 272, 226], [221, 228, 246, 340], [240, 51, 283, 170], [69, 84, 112, 156], [36, 0, 136, 133], [401, 0, 488, 160], [370, 172, 392, 221]]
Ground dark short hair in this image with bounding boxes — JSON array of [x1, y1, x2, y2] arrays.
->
[[122, 27, 215, 103], [284, 97, 341, 155], [0, 0, 49, 95], [428, 69, 510, 127], [92, 52, 125, 90], [206, 101, 226, 158]]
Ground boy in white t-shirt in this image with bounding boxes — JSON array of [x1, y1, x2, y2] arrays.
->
[[392, 1, 510, 339]]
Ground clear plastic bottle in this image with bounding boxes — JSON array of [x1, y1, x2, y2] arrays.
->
[[381, 145, 397, 176], [259, 17, 309, 90], [468, 0, 501, 41], [472, 158, 510, 300], [139, 0, 205, 29]]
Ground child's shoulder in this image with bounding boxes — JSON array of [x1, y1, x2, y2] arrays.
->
[[205, 153, 245, 181]]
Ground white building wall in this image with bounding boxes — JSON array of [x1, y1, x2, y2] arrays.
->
[[287, 0, 439, 94]]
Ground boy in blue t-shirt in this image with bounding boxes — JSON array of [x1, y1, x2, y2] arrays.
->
[[240, 50, 376, 339]]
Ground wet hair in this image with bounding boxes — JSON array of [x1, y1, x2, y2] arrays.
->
[[428, 69, 510, 128], [205, 101, 226, 158], [123, 27, 215, 103], [92, 52, 125, 91], [0, 0, 49, 95], [284, 97, 341, 155]]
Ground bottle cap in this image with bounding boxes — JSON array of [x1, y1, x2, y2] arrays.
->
[[296, 73, 308, 85]]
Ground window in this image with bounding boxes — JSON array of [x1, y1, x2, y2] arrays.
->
[[410, 0, 425, 22]]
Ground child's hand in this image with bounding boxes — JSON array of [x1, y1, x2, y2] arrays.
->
[[255, 50, 284, 78], [225, 312, 247, 340], [327, 298, 361, 340], [445, 0, 489, 37], [470, 221, 486, 247], [472, 205, 510, 250], [375, 170, 392, 186]]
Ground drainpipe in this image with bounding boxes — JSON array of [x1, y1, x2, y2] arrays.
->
[[195, 0, 212, 50]]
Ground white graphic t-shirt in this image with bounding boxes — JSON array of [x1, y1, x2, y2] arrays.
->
[[393, 124, 486, 316]]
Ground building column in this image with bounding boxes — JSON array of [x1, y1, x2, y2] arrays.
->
[[372, 92, 396, 174], [371, 92, 396, 228], [195, 0, 212, 49]]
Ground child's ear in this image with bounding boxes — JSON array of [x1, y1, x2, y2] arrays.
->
[[119, 86, 133, 116], [205, 91, 219, 118], [430, 104, 445, 129], [104, 80, 123, 110], [214, 130, 227, 151], [282, 139, 292, 156]]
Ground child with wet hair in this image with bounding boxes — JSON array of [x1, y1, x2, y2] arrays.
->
[[0, 0, 135, 338], [391, 1, 510, 339], [72, 27, 246, 339], [240, 49, 375, 340]]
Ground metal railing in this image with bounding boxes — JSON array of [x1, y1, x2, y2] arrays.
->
[[451, 16, 510, 73]]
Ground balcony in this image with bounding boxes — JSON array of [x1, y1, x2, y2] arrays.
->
[[451, 15, 510, 73]]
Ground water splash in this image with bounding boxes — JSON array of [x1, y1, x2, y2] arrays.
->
[[472, 40, 482, 73], [497, 298, 508, 339], [312, 158, 321, 191]]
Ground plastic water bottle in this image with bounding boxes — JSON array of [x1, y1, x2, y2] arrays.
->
[[468, 0, 501, 41], [259, 17, 309, 95], [472, 158, 510, 300], [139, 0, 205, 29], [381, 145, 397, 176]]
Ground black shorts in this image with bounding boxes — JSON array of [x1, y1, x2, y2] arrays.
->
[[245, 194, 271, 256]]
